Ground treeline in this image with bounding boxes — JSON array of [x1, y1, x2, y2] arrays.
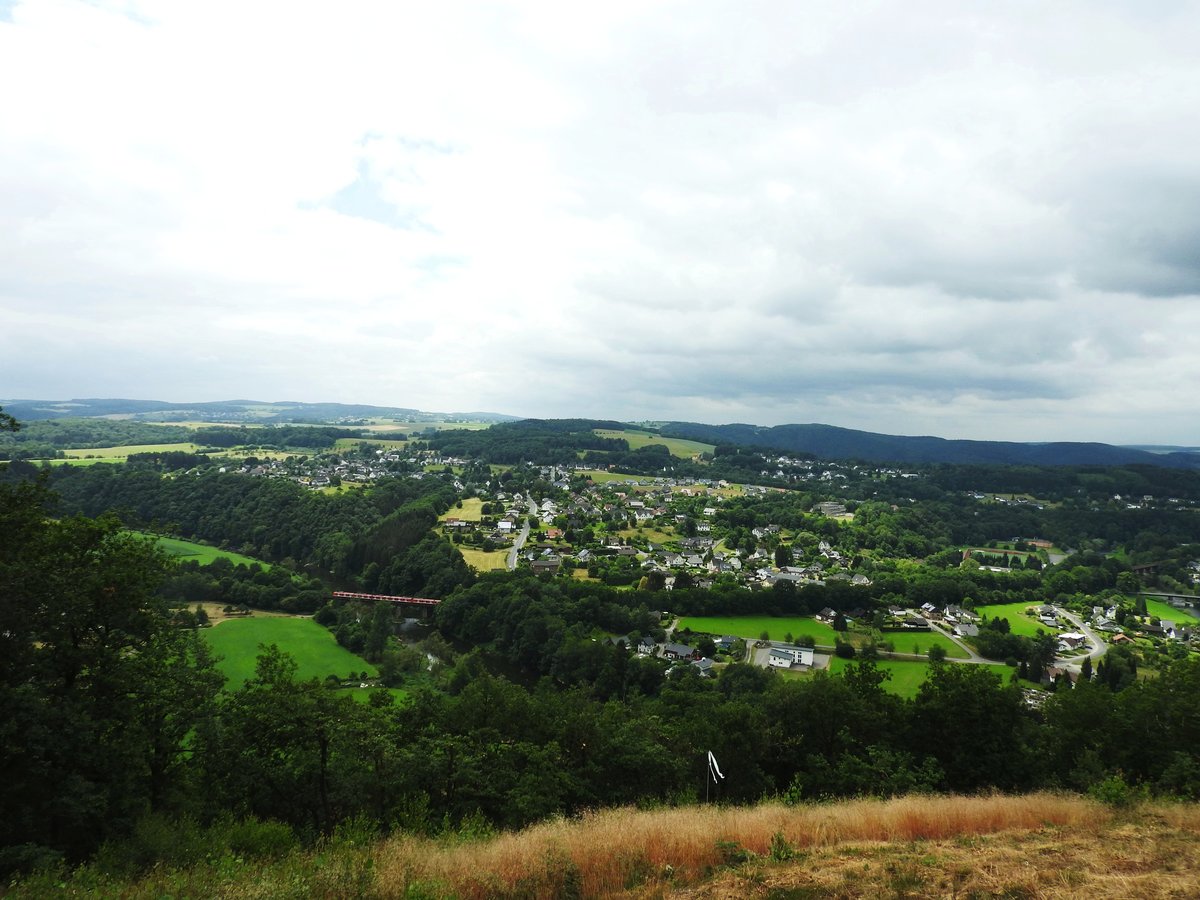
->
[[42, 461, 472, 598], [193, 425, 365, 449], [0, 418, 193, 459], [425, 419, 630, 464], [927, 462, 1200, 502]]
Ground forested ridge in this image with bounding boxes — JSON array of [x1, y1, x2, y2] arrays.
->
[[4, 409, 1200, 888]]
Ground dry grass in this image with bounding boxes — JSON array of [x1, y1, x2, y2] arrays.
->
[[374, 794, 1113, 898]]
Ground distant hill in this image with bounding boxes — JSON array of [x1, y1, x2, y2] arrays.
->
[[0, 399, 519, 425], [660, 421, 1200, 469]]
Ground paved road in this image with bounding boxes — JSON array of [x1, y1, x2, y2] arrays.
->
[[928, 621, 987, 662], [1056, 608, 1109, 672], [505, 498, 538, 571]]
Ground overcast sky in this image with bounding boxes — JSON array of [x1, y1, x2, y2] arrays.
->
[[3, 1, 1199, 443]]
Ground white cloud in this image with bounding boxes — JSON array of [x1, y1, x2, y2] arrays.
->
[[2, 0, 1200, 442]]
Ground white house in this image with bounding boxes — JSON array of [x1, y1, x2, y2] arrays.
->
[[768, 646, 815, 669]]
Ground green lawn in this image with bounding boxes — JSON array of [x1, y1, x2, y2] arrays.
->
[[883, 629, 969, 659], [203, 617, 377, 688], [1143, 599, 1200, 622], [827, 658, 1026, 699], [678, 615, 840, 644], [129, 531, 267, 568], [593, 429, 716, 459], [973, 602, 1058, 638]]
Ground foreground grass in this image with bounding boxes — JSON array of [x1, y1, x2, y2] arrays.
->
[[203, 616, 377, 688], [22, 796, 1200, 898]]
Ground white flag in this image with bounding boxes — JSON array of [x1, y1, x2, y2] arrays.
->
[[708, 751, 725, 781]]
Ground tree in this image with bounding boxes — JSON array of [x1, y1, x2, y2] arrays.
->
[[832, 612, 847, 632], [0, 473, 223, 867]]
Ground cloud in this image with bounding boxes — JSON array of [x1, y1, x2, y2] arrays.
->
[[2, 0, 1200, 442]]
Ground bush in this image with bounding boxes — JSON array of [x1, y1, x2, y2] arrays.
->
[[834, 640, 856, 659], [224, 818, 297, 860], [1088, 774, 1147, 809]]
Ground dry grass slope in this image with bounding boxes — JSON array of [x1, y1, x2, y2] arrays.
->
[[372, 793, 1190, 898]]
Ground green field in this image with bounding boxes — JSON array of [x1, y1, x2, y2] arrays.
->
[[457, 546, 510, 572], [1143, 599, 1200, 622], [973, 602, 1059, 638], [883, 629, 969, 659], [827, 658, 1024, 699], [678, 615, 840, 644], [63, 442, 202, 459], [203, 616, 377, 688], [334, 437, 409, 451], [578, 469, 662, 485], [441, 498, 485, 522], [129, 531, 268, 568], [593, 429, 716, 459]]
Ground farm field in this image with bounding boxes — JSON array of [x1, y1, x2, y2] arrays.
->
[[974, 602, 1059, 638], [59, 442, 201, 459], [440, 498, 485, 522], [679, 615, 840, 644], [827, 658, 1025, 699], [203, 616, 377, 688], [593, 428, 716, 459], [129, 531, 268, 568], [1144, 598, 1200, 622], [457, 546, 509, 572]]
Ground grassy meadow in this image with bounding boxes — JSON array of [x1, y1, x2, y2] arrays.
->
[[129, 531, 267, 568], [203, 616, 376, 688]]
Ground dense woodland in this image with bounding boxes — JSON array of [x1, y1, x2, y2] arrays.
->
[[4, 411, 1200, 882]]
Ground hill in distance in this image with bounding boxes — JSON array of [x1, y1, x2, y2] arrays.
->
[[660, 421, 1200, 469], [0, 398, 519, 425]]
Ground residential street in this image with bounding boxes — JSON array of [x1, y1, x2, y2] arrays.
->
[[505, 498, 538, 571]]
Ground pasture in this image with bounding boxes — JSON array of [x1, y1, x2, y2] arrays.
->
[[129, 531, 268, 568], [593, 428, 716, 459], [678, 615, 840, 645], [203, 616, 377, 688], [973, 602, 1059, 637]]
